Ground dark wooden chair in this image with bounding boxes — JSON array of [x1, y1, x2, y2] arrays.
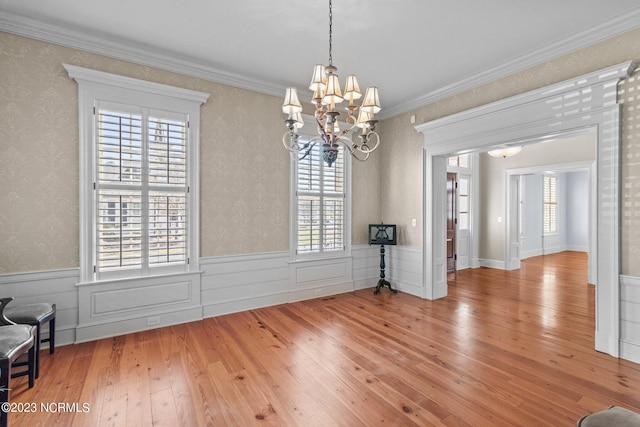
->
[[4, 302, 55, 379], [0, 297, 36, 427]]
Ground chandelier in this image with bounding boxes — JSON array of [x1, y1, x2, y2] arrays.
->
[[281, 0, 381, 167]]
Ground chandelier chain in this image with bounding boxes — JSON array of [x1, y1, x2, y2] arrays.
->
[[328, 0, 333, 66]]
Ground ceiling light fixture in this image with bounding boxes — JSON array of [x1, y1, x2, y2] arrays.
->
[[487, 146, 523, 158], [281, 0, 381, 167]]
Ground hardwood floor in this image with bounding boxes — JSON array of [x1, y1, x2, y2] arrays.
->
[[9, 252, 640, 426]]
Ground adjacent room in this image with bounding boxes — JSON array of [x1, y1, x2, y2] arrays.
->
[[1, 1, 640, 425]]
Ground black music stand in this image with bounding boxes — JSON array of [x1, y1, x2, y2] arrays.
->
[[369, 223, 397, 294]]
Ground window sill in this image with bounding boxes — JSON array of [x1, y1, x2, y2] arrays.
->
[[289, 253, 351, 264], [76, 270, 203, 287]]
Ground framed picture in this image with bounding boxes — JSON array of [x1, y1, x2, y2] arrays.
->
[[368, 224, 397, 245]]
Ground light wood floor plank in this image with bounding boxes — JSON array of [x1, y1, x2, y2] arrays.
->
[[9, 251, 640, 426]]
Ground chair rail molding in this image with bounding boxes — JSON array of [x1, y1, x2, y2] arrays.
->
[[415, 61, 637, 360]]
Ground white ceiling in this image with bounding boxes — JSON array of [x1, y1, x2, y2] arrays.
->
[[1, 0, 639, 118]]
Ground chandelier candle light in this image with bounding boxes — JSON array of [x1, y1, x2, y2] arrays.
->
[[282, 0, 381, 167]]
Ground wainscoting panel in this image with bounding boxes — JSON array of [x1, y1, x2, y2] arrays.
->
[[200, 251, 290, 318], [0, 268, 79, 347], [352, 244, 380, 290], [621, 275, 640, 364], [288, 255, 354, 302], [75, 271, 202, 343], [386, 245, 423, 297], [0, 247, 427, 346]]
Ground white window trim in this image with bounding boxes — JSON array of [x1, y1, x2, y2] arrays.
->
[[64, 64, 209, 283], [289, 114, 352, 262]]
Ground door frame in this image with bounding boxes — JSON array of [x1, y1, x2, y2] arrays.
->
[[446, 172, 457, 272], [415, 61, 636, 358]]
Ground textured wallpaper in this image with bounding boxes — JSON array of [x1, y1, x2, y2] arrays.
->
[[0, 33, 292, 273], [2, 28, 640, 275], [379, 27, 640, 275], [0, 32, 381, 273]]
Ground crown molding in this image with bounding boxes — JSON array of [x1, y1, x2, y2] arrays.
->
[[2, 8, 640, 119], [0, 10, 285, 98], [380, 8, 640, 119]]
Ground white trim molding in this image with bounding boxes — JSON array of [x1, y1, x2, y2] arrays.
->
[[3, 9, 640, 120], [75, 271, 203, 343], [200, 251, 290, 318], [415, 61, 637, 360], [64, 64, 210, 283], [620, 275, 640, 364], [0, 248, 389, 344], [386, 245, 423, 297], [0, 268, 80, 347]]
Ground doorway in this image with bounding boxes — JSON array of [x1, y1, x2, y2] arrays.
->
[[506, 159, 595, 283], [415, 61, 635, 358]]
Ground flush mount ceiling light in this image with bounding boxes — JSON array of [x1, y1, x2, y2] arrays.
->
[[487, 146, 523, 158], [281, 0, 381, 167]]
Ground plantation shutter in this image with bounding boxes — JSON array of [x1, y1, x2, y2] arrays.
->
[[543, 175, 557, 234], [95, 103, 188, 276], [148, 115, 188, 267], [296, 144, 345, 255]]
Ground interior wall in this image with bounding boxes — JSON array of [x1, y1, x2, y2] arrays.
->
[[522, 170, 589, 258], [377, 115, 422, 247], [377, 27, 640, 276], [566, 170, 590, 249], [479, 135, 595, 262], [0, 31, 382, 274]]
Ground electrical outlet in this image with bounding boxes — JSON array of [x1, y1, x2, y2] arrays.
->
[[147, 316, 160, 326]]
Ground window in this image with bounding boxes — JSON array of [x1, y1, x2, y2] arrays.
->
[[65, 64, 209, 282], [543, 175, 558, 234], [447, 154, 470, 168], [458, 177, 469, 230], [293, 141, 350, 258], [96, 105, 188, 274]]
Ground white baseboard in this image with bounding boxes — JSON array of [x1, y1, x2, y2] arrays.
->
[[75, 306, 203, 343], [522, 246, 588, 260], [566, 245, 589, 252], [479, 259, 506, 269], [521, 249, 544, 259]]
